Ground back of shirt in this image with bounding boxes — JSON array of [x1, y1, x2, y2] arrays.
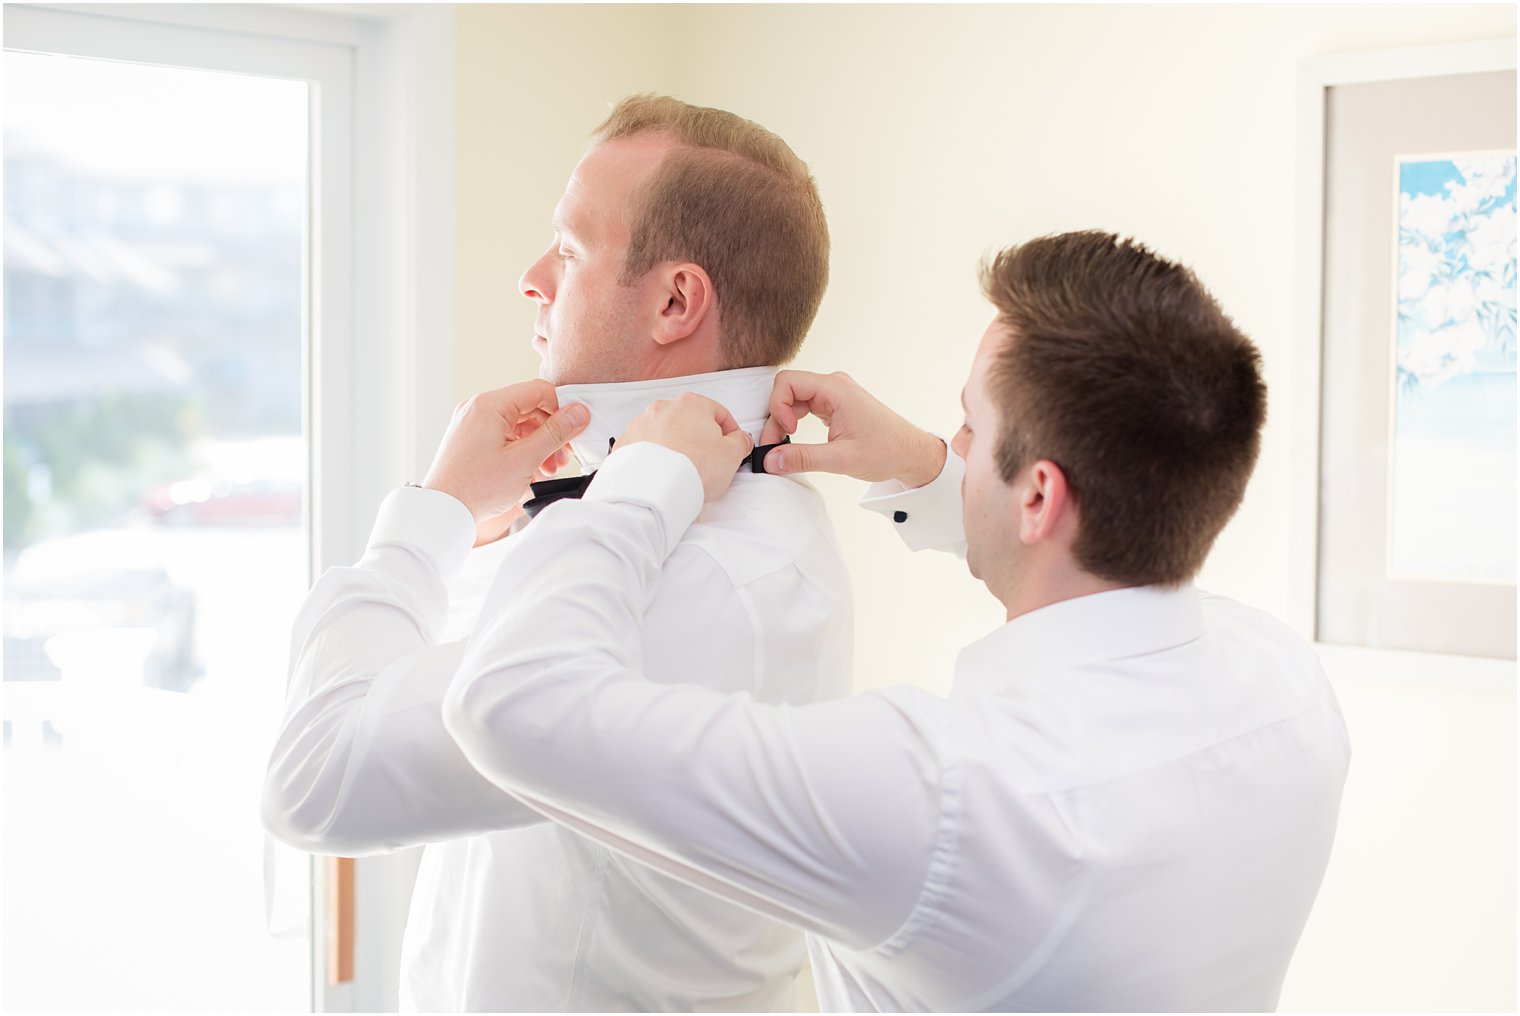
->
[[428, 444, 1353, 1013], [808, 587, 1350, 1011], [400, 469, 855, 1011]]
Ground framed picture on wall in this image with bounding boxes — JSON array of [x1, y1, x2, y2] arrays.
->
[[1292, 40, 1516, 661]]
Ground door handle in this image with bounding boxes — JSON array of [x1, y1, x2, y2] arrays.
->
[[327, 856, 355, 985]]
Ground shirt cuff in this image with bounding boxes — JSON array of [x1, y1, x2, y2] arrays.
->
[[859, 442, 966, 552], [584, 442, 704, 559], [368, 486, 476, 582]]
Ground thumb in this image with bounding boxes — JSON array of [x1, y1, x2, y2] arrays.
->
[[764, 440, 845, 476], [518, 402, 590, 462]]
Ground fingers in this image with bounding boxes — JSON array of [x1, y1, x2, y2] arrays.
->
[[663, 393, 746, 440], [766, 372, 806, 433], [763, 440, 845, 476], [544, 403, 591, 448], [760, 402, 808, 445], [688, 397, 753, 464], [537, 445, 571, 476], [768, 369, 840, 422], [724, 425, 754, 460], [482, 379, 559, 421], [514, 408, 552, 440], [516, 402, 590, 462], [707, 399, 743, 437]]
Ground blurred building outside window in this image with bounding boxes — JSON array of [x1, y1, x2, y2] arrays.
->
[[3, 50, 313, 1012]]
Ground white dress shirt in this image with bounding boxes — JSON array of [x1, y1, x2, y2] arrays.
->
[[261, 366, 855, 1011], [442, 442, 1353, 1012]]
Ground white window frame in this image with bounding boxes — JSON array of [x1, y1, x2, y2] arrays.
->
[[2, 4, 454, 1009]]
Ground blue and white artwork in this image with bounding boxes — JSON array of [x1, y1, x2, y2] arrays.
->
[[1389, 153, 1517, 583]]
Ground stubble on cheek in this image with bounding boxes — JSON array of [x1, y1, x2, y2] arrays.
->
[[961, 482, 981, 580], [583, 284, 649, 383]]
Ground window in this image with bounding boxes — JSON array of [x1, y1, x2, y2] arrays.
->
[[2, 5, 453, 1010]]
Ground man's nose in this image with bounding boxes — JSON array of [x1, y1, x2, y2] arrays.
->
[[519, 251, 554, 304]]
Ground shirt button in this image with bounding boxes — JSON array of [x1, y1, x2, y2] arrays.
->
[[893, 511, 909, 523]]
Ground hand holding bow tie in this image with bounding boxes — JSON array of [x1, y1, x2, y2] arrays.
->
[[619, 393, 756, 502], [758, 370, 946, 488], [422, 379, 591, 545]]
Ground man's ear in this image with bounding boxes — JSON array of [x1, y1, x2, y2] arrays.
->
[[1018, 459, 1073, 545], [651, 262, 715, 347]]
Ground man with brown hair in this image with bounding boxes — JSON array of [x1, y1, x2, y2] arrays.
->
[[262, 95, 850, 1010], [437, 231, 1352, 1010]]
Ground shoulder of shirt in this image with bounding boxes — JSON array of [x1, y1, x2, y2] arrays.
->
[[676, 472, 836, 589], [949, 590, 1339, 797], [1197, 588, 1323, 671]]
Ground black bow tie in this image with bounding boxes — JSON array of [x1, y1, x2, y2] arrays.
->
[[523, 436, 790, 519]]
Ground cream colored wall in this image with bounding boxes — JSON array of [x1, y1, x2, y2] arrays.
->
[[454, 4, 683, 396], [453, 4, 1516, 1010]]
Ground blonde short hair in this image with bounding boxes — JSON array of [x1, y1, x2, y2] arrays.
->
[[593, 95, 830, 368]]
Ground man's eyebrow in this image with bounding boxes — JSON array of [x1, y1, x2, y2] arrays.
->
[[551, 218, 582, 241]]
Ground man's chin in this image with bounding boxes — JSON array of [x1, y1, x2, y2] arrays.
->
[[536, 350, 572, 386]]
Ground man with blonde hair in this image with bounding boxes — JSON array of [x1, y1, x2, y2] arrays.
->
[[262, 95, 849, 1010]]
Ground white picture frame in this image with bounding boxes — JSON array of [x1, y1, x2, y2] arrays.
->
[[1291, 39, 1517, 676]]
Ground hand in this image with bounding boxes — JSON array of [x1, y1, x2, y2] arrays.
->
[[470, 436, 582, 548], [423, 380, 590, 544], [619, 393, 754, 502], [758, 370, 946, 487]]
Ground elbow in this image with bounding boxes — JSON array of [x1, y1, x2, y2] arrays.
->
[[442, 671, 524, 797], [259, 772, 329, 853], [260, 758, 382, 858], [440, 674, 485, 763], [260, 755, 342, 853]]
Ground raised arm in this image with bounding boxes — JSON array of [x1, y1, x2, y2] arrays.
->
[[443, 412, 952, 951], [262, 489, 542, 854], [261, 381, 589, 855], [760, 369, 967, 556]]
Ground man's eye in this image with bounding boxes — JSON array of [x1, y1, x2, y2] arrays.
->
[[557, 249, 574, 261]]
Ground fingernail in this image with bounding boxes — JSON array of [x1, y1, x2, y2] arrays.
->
[[566, 403, 589, 426], [766, 449, 786, 472]]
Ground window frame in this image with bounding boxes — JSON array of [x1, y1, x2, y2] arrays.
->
[[3, 4, 455, 1009]]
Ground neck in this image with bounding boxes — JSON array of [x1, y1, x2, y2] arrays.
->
[[642, 343, 722, 381], [997, 559, 1130, 622], [555, 365, 777, 470]]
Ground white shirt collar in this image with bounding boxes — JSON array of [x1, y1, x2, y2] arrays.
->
[[555, 366, 777, 471], [952, 584, 1207, 701]]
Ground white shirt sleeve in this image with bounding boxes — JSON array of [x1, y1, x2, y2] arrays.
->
[[443, 443, 948, 951], [261, 486, 545, 857], [858, 442, 968, 557]]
